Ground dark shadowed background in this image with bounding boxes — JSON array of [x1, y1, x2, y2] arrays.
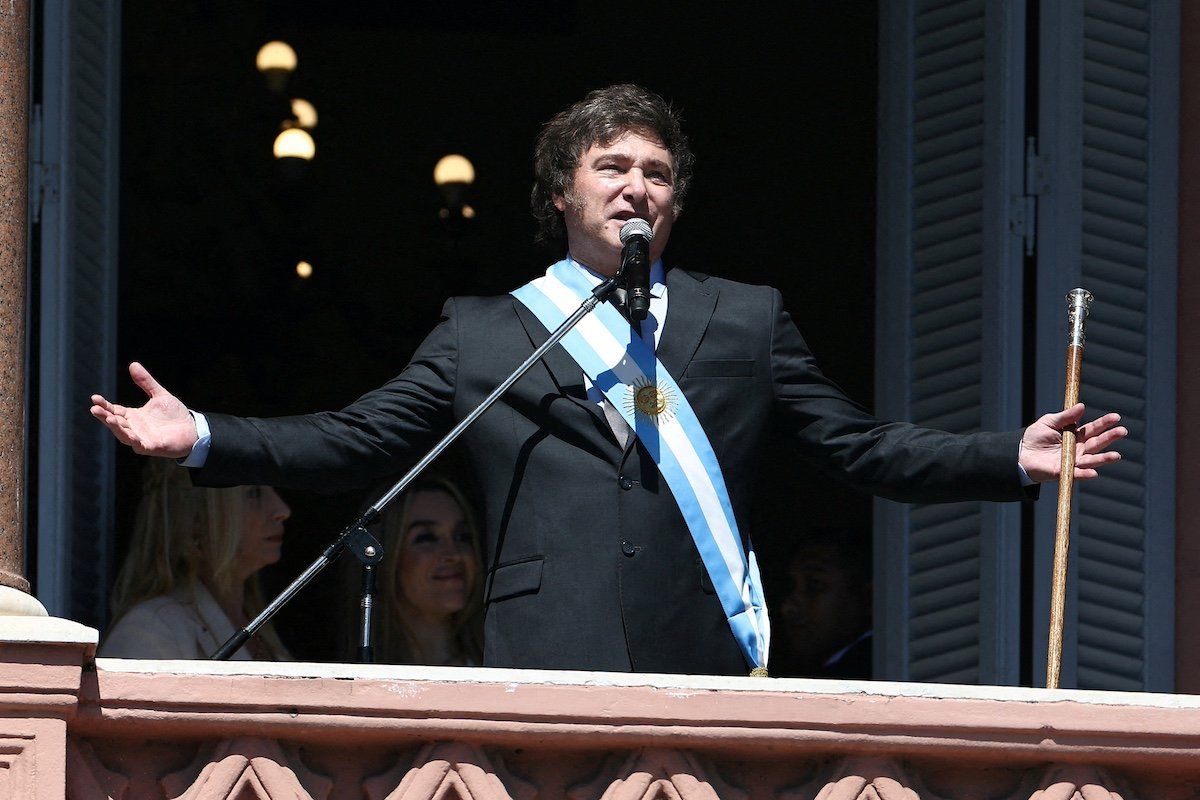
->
[[114, 0, 878, 660]]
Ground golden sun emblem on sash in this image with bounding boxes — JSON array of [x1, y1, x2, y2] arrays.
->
[[624, 378, 678, 424]]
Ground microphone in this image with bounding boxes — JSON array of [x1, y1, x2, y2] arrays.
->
[[619, 218, 653, 322]]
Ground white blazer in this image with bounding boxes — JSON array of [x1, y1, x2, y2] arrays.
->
[[100, 583, 257, 660]]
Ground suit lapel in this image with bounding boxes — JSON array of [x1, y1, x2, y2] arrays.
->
[[509, 270, 718, 456], [512, 299, 583, 391], [511, 298, 616, 443], [656, 268, 717, 380]]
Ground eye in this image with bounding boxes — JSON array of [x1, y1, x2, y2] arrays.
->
[[245, 487, 262, 500], [646, 171, 671, 185], [409, 528, 437, 546], [453, 528, 473, 545]]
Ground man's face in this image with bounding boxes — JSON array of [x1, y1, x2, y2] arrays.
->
[[553, 130, 676, 276], [778, 544, 871, 673]]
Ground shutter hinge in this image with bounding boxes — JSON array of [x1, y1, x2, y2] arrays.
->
[[29, 104, 59, 226], [1011, 136, 1048, 257]]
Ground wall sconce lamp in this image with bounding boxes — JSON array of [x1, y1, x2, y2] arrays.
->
[[289, 98, 318, 130], [256, 41, 297, 93], [434, 154, 475, 220], [274, 127, 315, 179]]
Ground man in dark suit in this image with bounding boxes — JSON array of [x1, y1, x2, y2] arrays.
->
[[773, 527, 874, 680], [91, 84, 1126, 675]]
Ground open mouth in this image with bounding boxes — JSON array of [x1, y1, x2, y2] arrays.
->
[[612, 212, 649, 224]]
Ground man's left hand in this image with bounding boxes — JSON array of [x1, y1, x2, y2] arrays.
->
[[1019, 403, 1127, 483]]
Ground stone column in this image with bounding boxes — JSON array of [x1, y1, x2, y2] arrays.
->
[[0, 0, 42, 616]]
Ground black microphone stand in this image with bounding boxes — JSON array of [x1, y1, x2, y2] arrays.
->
[[211, 270, 625, 661]]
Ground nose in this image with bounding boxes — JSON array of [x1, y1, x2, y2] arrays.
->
[[437, 541, 462, 561], [264, 487, 290, 521], [623, 169, 648, 203]]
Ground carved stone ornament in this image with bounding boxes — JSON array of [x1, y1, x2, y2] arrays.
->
[[0, 734, 38, 800], [1027, 765, 1129, 800], [364, 741, 535, 800], [66, 738, 130, 800], [781, 756, 924, 800], [160, 737, 333, 800], [567, 749, 747, 800]]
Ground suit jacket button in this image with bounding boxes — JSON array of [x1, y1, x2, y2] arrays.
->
[[618, 476, 634, 490], [621, 540, 637, 557]]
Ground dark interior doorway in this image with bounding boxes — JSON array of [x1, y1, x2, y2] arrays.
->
[[115, 1, 878, 661]]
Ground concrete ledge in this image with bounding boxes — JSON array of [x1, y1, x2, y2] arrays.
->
[[0, 617, 98, 648], [1, 654, 1197, 799], [65, 660, 1200, 768], [94, 657, 1200, 708]]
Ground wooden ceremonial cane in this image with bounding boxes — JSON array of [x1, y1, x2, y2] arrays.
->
[[1046, 288, 1094, 689]]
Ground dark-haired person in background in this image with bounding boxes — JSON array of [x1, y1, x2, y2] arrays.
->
[[772, 527, 873, 680], [91, 84, 1126, 676]]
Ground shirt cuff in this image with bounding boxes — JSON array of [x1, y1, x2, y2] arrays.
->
[[178, 410, 211, 468], [1017, 462, 1036, 487]]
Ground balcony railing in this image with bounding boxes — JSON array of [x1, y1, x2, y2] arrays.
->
[[4, 619, 1200, 799]]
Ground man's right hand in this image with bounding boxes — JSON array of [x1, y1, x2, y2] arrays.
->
[[90, 362, 198, 459]]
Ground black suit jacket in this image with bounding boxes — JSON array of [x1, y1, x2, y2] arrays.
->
[[193, 268, 1029, 675]]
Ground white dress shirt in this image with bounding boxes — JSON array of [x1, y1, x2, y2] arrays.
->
[[566, 255, 668, 410]]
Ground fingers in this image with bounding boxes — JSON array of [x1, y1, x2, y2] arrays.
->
[[1078, 412, 1123, 440], [90, 406, 140, 449], [1042, 403, 1086, 430], [90, 394, 131, 419], [88, 405, 110, 428], [89, 394, 115, 415], [128, 361, 168, 400], [1076, 450, 1120, 469], [89, 390, 143, 449], [1080, 425, 1127, 456], [1025, 406, 1126, 483], [1074, 410, 1125, 479], [1075, 413, 1127, 465]]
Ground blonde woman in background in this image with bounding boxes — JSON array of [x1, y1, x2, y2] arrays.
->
[[101, 459, 292, 660], [368, 477, 483, 666]]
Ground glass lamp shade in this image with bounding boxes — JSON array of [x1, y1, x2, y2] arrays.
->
[[256, 41, 297, 72], [433, 154, 475, 186], [291, 98, 318, 129], [274, 128, 315, 160]]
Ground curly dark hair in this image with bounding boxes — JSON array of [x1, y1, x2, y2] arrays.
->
[[531, 84, 694, 246]]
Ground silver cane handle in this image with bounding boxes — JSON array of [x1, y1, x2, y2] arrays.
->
[[1066, 288, 1094, 348]]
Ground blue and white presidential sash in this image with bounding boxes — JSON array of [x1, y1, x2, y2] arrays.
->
[[512, 260, 770, 671]]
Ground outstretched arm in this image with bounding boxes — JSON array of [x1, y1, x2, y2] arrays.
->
[[90, 362, 198, 458], [1018, 403, 1126, 482]]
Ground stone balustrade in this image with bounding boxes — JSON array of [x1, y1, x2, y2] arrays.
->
[[3, 622, 1200, 799]]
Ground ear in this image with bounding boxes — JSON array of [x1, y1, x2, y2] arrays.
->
[[552, 194, 566, 212]]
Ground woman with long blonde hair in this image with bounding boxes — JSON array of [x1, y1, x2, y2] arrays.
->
[[369, 477, 483, 666], [102, 458, 291, 660]]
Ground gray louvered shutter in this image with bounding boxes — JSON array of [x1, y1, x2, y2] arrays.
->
[[1031, 0, 1176, 691], [33, 0, 121, 627], [875, 0, 1026, 684]]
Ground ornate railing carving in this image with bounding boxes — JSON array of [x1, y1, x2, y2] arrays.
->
[[1, 627, 1197, 799]]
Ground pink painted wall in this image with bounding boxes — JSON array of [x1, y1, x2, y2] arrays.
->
[[1176, 2, 1200, 695]]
